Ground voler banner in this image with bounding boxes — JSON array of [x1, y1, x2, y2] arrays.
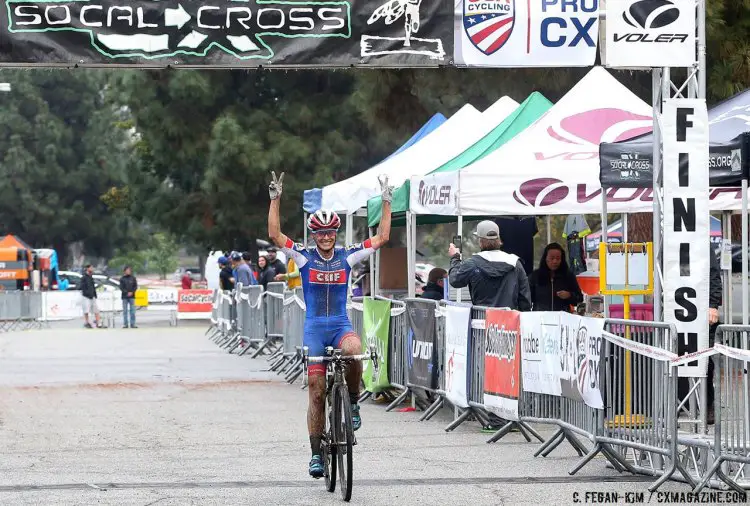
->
[[362, 297, 391, 393], [520, 311, 604, 409], [443, 302, 471, 409], [454, 0, 600, 67], [604, 0, 696, 68], [483, 308, 521, 421], [0, 0, 452, 66], [406, 299, 438, 390], [663, 99, 710, 377], [410, 171, 459, 216]]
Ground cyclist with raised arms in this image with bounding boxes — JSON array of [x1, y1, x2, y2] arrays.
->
[[267, 171, 392, 478]]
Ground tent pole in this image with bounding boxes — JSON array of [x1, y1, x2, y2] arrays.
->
[[652, 68, 664, 325], [723, 211, 732, 324], [303, 212, 308, 246], [602, 191, 609, 318], [546, 215, 551, 244], [457, 215, 463, 303], [346, 213, 354, 245], [742, 179, 748, 326], [406, 211, 416, 298]]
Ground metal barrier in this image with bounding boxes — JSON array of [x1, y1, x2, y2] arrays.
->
[[693, 325, 750, 493], [0, 291, 44, 332]]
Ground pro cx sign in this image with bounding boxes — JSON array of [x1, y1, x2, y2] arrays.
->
[[605, 0, 696, 68], [455, 0, 599, 67]]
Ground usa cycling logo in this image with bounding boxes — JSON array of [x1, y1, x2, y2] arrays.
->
[[546, 108, 652, 146], [513, 178, 569, 207], [463, 0, 514, 55]]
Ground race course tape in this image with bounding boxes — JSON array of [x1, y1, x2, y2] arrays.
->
[[602, 332, 750, 367]]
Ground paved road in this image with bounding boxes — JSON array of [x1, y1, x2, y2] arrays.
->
[[0, 322, 689, 505]]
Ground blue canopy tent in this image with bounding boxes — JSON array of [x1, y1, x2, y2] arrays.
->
[[302, 112, 447, 214]]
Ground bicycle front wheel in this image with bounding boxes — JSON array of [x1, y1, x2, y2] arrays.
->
[[324, 391, 337, 493], [334, 384, 354, 501]]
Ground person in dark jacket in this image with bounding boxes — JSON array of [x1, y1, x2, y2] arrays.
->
[[81, 264, 103, 329], [218, 256, 235, 291], [529, 243, 584, 312], [266, 246, 286, 275], [420, 268, 447, 301], [257, 255, 277, 290], [448, 221, 532, 311], [119, 266, 138, 328]]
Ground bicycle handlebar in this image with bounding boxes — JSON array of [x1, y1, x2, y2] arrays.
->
[[302, 345, 379, 375]]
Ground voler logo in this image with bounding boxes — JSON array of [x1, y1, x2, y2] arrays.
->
[[417, 180, 451, 207], [6, 0, 351, 60], [616, 0, 687, 43], [547, 108, 652, 146], [513, 178, 569, 207], [463, 0, 514, 55]]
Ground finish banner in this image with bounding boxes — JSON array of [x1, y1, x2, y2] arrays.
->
[[406, 299, 438, 390], [0, 0, 452, 66], [362, 297, 391, 393], [663, 99, 710, 377], [521, 312, 604, 409], [454, 0, 600, 67], [483, 308, 521, 421], [443, 302, 471, 409]]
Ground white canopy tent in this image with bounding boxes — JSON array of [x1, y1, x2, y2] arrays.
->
[[321, 96, 520, 216]]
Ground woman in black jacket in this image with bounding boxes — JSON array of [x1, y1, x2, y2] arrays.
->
[[529, 243, 583, 312], [257, 255, 276, 290]]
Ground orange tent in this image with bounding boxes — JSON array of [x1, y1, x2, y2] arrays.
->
[[0, 235, 31, 249]]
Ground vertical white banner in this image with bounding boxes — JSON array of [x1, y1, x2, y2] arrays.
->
[[444, 303, 471, 408], [663, 99, 710, 377]]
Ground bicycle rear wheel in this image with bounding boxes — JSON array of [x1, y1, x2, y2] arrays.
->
[[324, 391, 337, 493], [335, 384, 354, 501]]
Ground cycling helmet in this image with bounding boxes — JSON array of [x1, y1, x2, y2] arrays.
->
[[307, 209, 341, 232]]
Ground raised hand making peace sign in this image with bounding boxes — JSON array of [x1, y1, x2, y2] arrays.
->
[[269, 171, 285, 200]]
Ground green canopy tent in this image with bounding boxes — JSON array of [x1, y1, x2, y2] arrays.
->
[[367, 91, 553, 229]]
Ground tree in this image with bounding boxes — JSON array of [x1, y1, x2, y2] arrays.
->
[[0, 69, 131, 266], [146, 233, 179, 280]]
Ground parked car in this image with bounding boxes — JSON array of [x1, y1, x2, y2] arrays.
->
[[58, 271, 118, 293]]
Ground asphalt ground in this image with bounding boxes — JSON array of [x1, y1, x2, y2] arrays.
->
[[0, 319, 718, 506]]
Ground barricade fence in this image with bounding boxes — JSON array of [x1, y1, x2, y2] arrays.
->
[[209, 287, 750, 493]]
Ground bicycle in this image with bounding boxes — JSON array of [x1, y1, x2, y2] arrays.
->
[[302, 344, 378, 502]]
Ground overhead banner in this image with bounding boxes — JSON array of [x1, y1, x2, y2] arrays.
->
[[520, 312, 604, 409], [443, 302, 471, 409], [483, 308, 521, 421], [605, 0, 696, 68], [663, 99, 710, 377], [410, 171, 459, 216], [406, 299, 438, 390], [362, 297, 391, 393], [454, 0, 600, 67], [0, 0, 452, 67]]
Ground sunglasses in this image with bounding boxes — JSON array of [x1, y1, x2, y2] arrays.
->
[[313, 230, 337, 238]]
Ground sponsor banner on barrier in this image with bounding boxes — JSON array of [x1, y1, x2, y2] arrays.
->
[[0, 0, 451, 67], [406, 299, 438, 390], [605, 0, 696, 68], [148, 288, 178, 305], [454, 0, 600, 67], [362, 297, 391, 393], [444, 302, 471, 409], [410, 172, 459, 216], [521, 312, 604, 409], [663, 99, 710, 377], [177, 289, 213, 313], [483, 308, 521, 421], [135, 289, 149, 307], [42, 291, 82, 320]]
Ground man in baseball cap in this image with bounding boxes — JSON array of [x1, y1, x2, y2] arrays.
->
[[218, 256, 235, 291], [448, 220, 531, 310]]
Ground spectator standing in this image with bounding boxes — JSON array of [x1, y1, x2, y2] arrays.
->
[[448, 220, 531, 433], [242, 252, 259, 285], [448, 221, 531, 311], [528, 243, 583, 312], [181, 270, 193, 289], [81, 264, 104, 329], [232, 251, 256, 287], [119, 266, 138, 328], [420, 267, 447, 301], [275, 255, 301, 289], [218, 256, 235, 291], [257, 255, 276, 290], [266, 246, 287, 275]]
